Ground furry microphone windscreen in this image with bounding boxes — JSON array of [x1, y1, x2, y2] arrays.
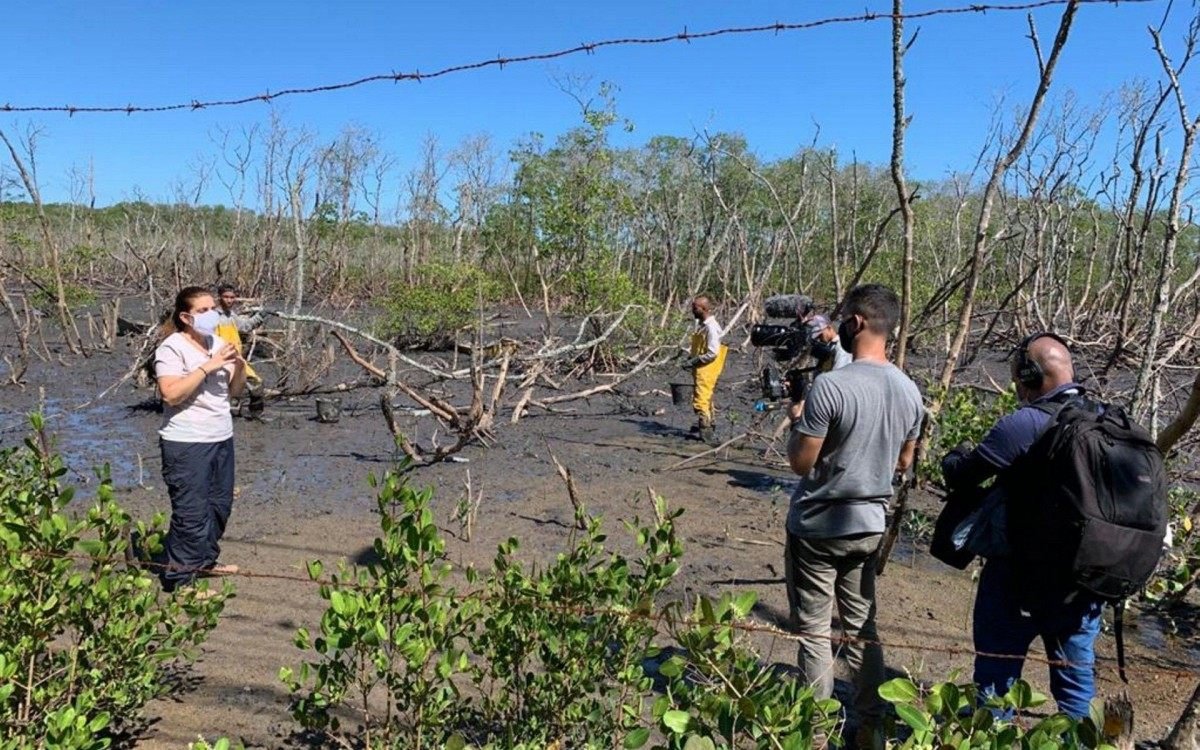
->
[[763, 294, 813, 319]]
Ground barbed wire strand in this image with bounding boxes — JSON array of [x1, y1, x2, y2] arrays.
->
[[0, 0, 1152, 116], [13, 546, 1199, 681]]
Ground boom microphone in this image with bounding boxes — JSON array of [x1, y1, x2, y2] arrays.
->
[[763, 294, 813, 320]]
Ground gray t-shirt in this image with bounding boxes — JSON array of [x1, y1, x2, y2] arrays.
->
[[786, 360, 924, 539], [154, 332, 235, 443]]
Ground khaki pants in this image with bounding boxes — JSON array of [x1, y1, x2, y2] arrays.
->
[[785, 531, 885, 720]]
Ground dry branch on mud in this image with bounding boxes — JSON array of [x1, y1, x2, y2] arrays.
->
[[275, 308, 659, 465]]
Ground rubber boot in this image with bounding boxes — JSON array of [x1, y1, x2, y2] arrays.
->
[[246, 380, 267, 422], [698, 414, 718, 446], [248, 390, 265, 420]]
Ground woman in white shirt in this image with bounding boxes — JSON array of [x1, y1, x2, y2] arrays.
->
[[152, 286, 246, 592]]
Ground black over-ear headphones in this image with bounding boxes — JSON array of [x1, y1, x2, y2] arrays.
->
[[1012, 332, 1071, 387]]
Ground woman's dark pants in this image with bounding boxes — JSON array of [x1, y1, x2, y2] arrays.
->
[[158, 438, 235, 590]]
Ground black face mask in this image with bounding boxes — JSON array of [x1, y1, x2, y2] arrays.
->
[[837, 318, 858, 354], [811, 339, 836, 358]]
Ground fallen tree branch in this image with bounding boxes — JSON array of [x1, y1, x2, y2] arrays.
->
[[270, 310, 455, 380], [664, 432, 752, 471], [528, 347, 664, 407], [531, 305, 639, 360], [329, 329, 459, 423]]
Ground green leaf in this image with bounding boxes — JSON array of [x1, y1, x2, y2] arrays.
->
[[971, 708, 994, 732], [87, 712, 111, 732], [738, 696, 757, 719], [662, 709, 691, 735], [731, 591, 757, 618], [1006, 679, 1034, 709], [624, 728, 651, 748], [330, 590, 349, 616], [895, 703, 932, 733], [878, 677, 921, 704], [78, 539, 104, 556], [682, 736, 716, 750], [1032, 714, 1074, 737], [657, 656, 684, 678], [445, 734, 467, 750], [306, 560, 323, 580]]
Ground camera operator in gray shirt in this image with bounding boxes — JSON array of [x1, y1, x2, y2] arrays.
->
[[782, 284, 924, 739]]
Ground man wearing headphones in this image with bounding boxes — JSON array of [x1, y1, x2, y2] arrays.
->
[[940, 332, 1103, 718]]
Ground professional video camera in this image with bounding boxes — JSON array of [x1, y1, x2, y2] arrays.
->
[[750, 293, 815, 363], [750, 294, 817, 410], [760, 364, 811, 403]]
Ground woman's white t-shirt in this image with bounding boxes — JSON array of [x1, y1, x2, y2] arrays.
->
[[154, 332, 234, 443]]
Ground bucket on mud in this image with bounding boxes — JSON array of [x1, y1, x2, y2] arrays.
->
[[316, 397, 342, 424], [669, 382, 694, 407]]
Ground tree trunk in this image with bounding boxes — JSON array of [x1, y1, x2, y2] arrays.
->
[[934, 2, 1078, 409], [890, 0, 917, 369]]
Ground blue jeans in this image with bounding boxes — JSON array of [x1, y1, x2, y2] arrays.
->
[[973, 559, 1103, 718]]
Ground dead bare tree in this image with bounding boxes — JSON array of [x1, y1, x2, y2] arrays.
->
[[1130, 19, 1200, 423], [890, 0, 919, 369], [0, 125, 84, 356], [0, 274, 31, 384], [934, 1, 1079, 408]]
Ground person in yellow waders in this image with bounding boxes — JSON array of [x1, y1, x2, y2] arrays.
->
[[215, 284, 267, 420], [683, 295, 728, 445]]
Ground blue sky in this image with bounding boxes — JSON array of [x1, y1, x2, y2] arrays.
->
[[0, 0, 1185, 206]]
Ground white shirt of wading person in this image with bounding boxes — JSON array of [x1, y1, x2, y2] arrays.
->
[[696, 316, 721, 364]]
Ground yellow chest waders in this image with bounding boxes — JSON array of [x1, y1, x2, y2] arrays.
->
[[215, 320, 260, 383], [690, 329, 727, 421]]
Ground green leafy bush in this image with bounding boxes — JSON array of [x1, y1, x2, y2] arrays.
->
[[648, 592, 840, 750], [0, 415, 227, 749], [920, 387, 1018, 485], [379, 262, 503, 346], [467, 498, 683, 747], [1145, 485, 1200, 603], [282, 469, 683, 749], [564, 253, 687, 357], [878, 676, 1112, 749], [280, 469, 479, 748]]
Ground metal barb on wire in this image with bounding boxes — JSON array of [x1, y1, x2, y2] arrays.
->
[[0, 0, 1149, 115]]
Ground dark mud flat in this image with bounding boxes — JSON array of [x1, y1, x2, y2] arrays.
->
[[3, 339, 1198, 748]]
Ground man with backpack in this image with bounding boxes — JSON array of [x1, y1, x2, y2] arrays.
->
[[941, 333, 1166, 718]]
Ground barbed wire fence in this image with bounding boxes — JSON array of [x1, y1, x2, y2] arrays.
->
[[1, 0, 1152, 116]]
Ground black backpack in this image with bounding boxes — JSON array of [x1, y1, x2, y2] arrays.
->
[[1005, 396, 1168, 679]]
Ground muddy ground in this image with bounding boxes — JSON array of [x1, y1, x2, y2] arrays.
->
[[2, 315, 1198, 748]]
